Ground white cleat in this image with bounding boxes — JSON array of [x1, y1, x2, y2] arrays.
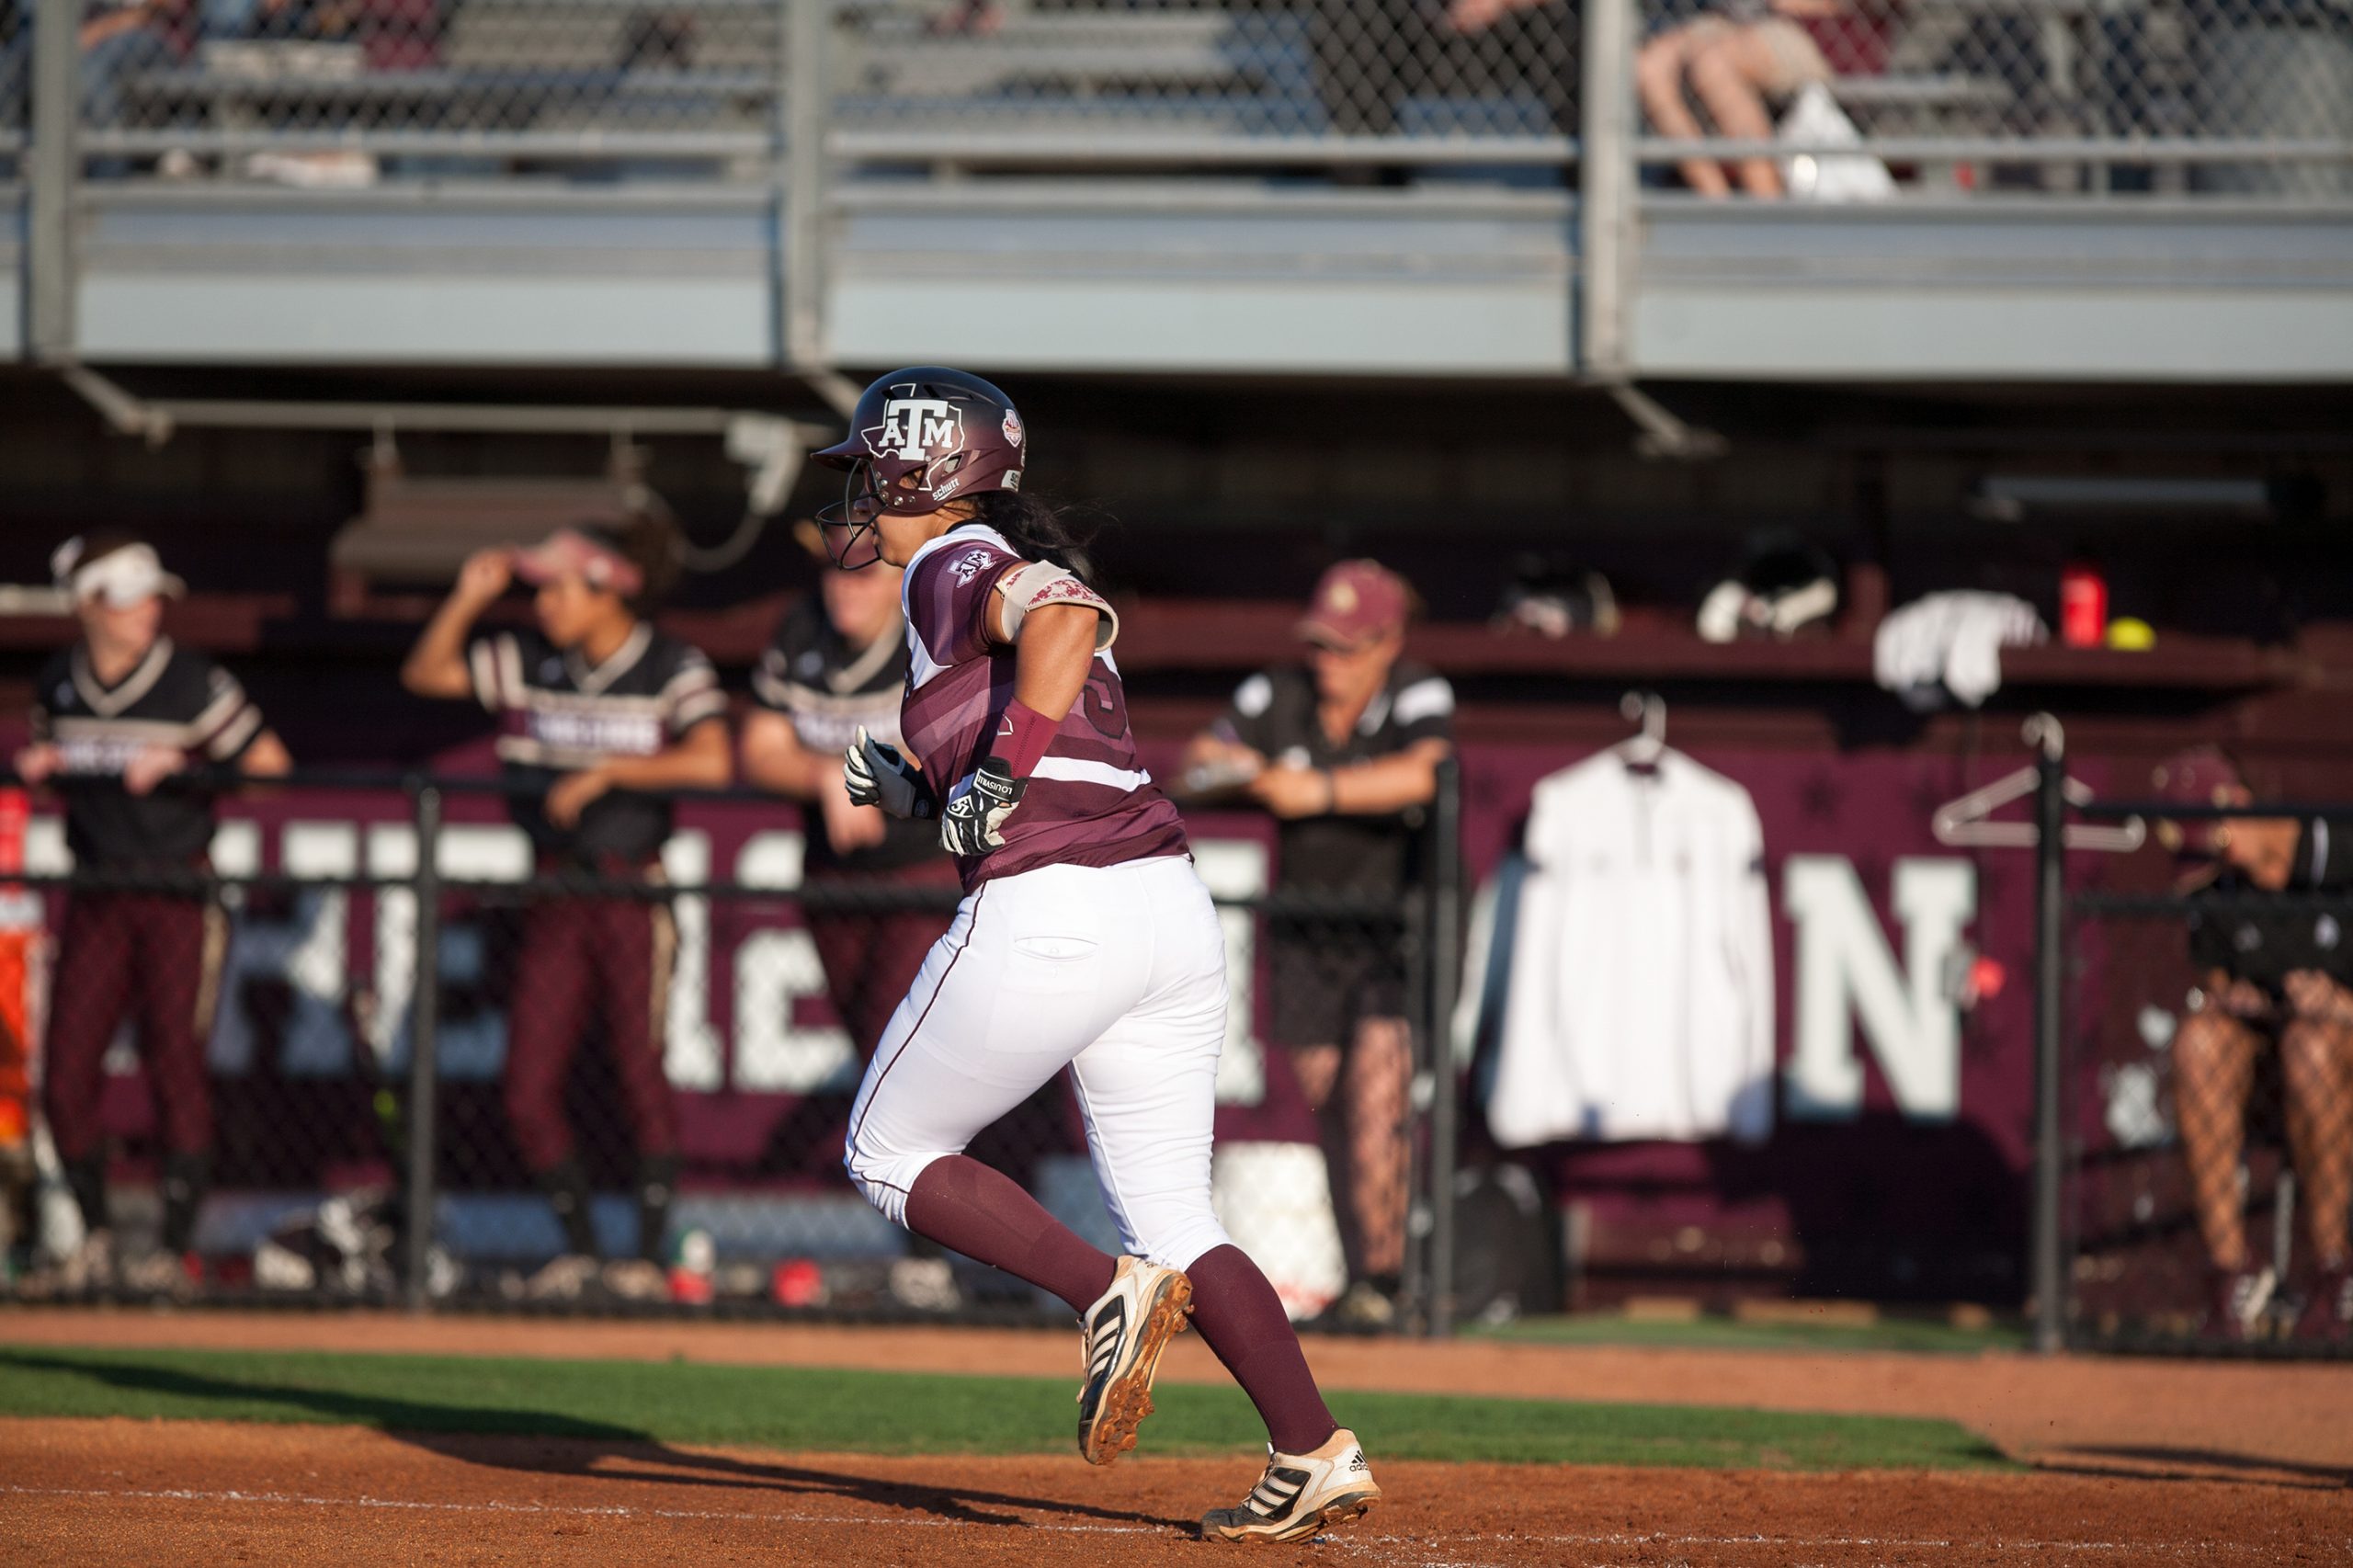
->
[[1075, 1255, 1192, 1466], [1199, 1428, 1381, 1544]]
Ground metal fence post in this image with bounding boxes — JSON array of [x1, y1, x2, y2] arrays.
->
[[404, 784, 443, 1311], [1577, 0, 1635, 377], [2029, 722, 2066, 1353], [780, 0, 831, 370], [1400, 851, 1433, 1330], [1426, 757, 1464, 1338], [28, 0, 80, 358]]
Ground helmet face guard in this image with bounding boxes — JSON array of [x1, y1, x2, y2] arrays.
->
[[815, 458, 890, 572]]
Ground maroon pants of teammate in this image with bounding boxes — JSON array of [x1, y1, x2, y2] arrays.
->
[[805, 859, 961, 1058], [503, 891, 681, 1173], [42, 890, 222, 1163]]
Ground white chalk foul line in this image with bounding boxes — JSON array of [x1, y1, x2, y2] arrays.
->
[[4, 1483, 2337, 1562]]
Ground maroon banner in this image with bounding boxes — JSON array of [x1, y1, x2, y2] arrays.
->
[[14, 719, 2119, 1301]]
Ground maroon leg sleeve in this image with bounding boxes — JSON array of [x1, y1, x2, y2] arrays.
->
[[131, 896, 216, 1155], [503, 898, 591, 1173], [41, 893, 135, 1163], [1187, 1244, 1340, 1455], [594, 896, 680, 1159], [904, 1153, 1117, 1314]]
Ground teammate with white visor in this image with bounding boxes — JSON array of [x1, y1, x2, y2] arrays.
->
[[814, 367, 1380, 1543]]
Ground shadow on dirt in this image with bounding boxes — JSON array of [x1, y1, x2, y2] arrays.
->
[[3, 1349, 1192, 1532], [2040, 1446, 2352, 1490]]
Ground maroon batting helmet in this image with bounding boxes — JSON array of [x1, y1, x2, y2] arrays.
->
[[810, 367, 1028, 569]]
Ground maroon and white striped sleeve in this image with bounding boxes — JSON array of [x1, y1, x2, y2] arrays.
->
[[189, 665, 265, 763], [661, 647, 729, 738], [468, 632, 522, 714]]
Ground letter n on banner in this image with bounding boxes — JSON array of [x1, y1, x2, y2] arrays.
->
[[1782, 855, 1976, 1123]]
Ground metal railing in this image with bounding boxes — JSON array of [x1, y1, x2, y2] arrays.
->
[[10, 0, 2349, 359], [1, 764, 1465, 1331]]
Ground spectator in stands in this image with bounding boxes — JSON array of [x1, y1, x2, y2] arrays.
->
[[15, 532, 292, 1297], [741, 521, 957, 1064], [79, 0, 188, 128], [0, 0, 191, 156], [1182, 561, 1454, 1327], [400, 517, 729, 1302], [928, 0, 1003, 35], [2154, 747, 2353, 1345], [246, 0, 438, 70], [1635, 0, 1894, 198]]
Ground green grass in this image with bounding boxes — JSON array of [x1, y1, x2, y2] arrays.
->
[[1464, 1312, 2028, 1356], [0, 1345, 2010, 1472]]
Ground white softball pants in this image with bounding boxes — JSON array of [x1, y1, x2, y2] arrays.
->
[[843, 854, 1235, 1272]]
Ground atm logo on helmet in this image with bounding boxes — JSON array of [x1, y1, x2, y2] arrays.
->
[[868, 397, 963, 462]]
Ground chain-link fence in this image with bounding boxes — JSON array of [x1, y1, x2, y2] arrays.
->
[[1632, 0, 2353, 196], [2067, 878, 2353, 1353], [50, 0, 1585, 179], [0, 2, 23, 169], [832, 1, 1577, 149], [0, 771, 1461, 1328], [19, 0, 2345, 190], [66, 0, 787, 176]]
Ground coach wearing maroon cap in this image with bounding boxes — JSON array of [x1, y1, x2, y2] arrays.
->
[[1183, 560, 1455, 1328]]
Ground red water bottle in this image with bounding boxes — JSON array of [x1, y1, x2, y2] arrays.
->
[[0, 787, 25, 879], [2061, 564, 2108, 649]]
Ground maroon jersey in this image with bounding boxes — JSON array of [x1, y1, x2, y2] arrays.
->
[[899, 524, 1187, 890]]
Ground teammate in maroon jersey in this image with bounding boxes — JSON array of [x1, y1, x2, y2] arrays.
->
[[741, 521, 958, 1066], [813, 368, 1380, 1543], [17, 533, 292, 1297], [402, 517, 730, 1301]]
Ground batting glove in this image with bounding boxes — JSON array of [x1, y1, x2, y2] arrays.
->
[[939, 756, 1027, 856], [844, 727, 936, 821]]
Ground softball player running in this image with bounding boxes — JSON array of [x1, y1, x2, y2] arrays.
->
[[815, 368, 1380, 1543]]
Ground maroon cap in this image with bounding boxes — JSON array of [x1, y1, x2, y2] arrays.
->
[[1298, 560, 1411, 648], [2149, 745, 2245, 857]]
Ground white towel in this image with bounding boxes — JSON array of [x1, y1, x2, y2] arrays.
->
[[1872, 592, 2047, 710]]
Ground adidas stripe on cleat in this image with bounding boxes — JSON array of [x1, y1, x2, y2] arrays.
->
[[1200, 1428, 1381, 1544], [1075, 1256, 1193, 1466]]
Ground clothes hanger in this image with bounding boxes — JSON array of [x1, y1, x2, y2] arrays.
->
[[1930, 713, 2145, 852], [1618, 690, 1665, 774]]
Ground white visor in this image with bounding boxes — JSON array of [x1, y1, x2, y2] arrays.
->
[[68, 543, 187, 608]]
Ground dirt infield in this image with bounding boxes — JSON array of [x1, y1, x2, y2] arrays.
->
[[5, 1311, 2350, 1564], [6, 1417, 2350, 1567], [6, 1308, 2351, 1483]]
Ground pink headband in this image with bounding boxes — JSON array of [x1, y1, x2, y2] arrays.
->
[[511, 528, 645, 596]]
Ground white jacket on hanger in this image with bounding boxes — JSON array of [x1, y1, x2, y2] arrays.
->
[[1488, 747, 1777, 1148]]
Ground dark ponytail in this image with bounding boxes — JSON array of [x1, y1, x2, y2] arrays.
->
[[970, 490, 1099, 587], [583, 504, 683, 616]]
